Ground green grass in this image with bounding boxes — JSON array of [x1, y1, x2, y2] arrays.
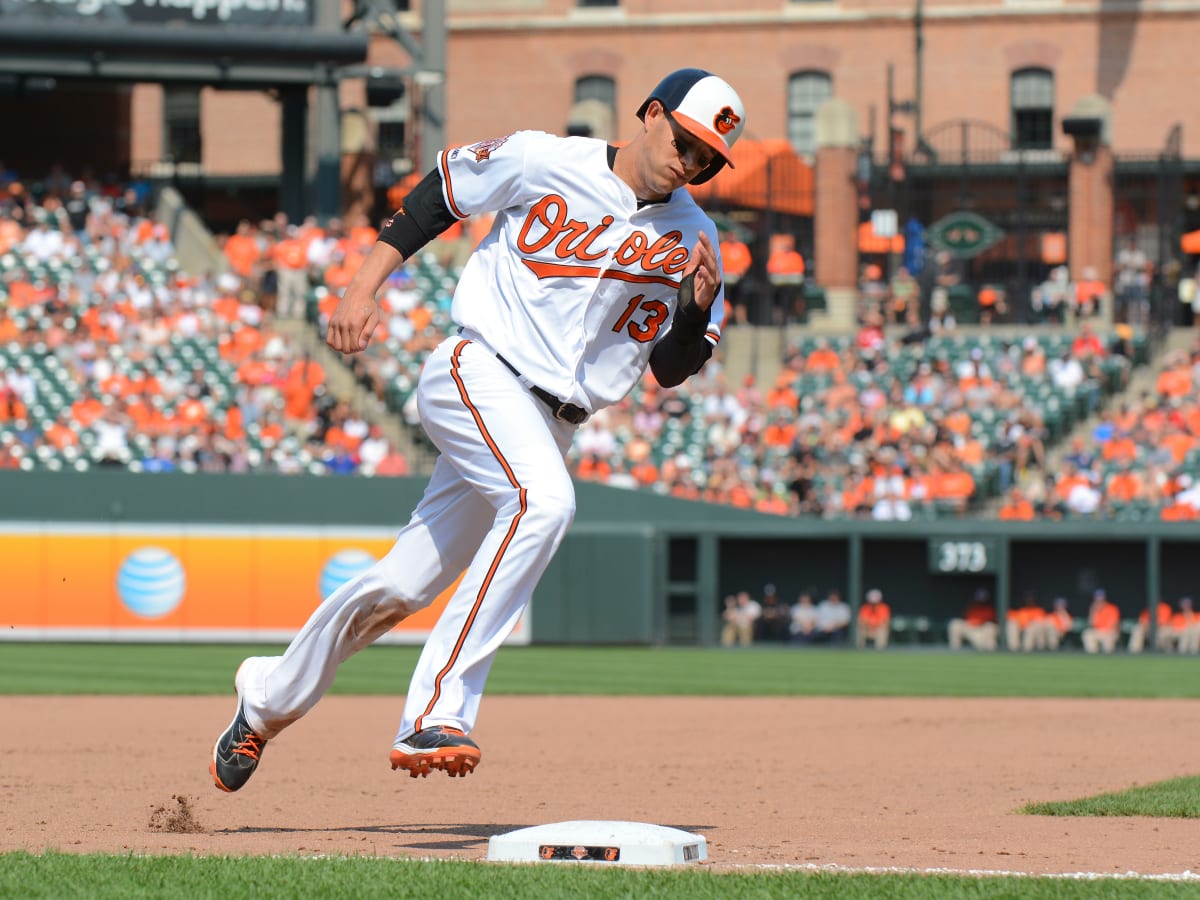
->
[[1, 853, 1195, 899], [1, 643, 1198, 697], [1022, 775, 1200, 818], [6, 645, 1199, 893]]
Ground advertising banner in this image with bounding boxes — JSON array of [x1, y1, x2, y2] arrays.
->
[[0, 0, 311, 28], [0, 523, 531, 645]]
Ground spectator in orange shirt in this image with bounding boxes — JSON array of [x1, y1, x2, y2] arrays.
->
[[1081, 588, 1122, 654], [1155, 352, 1192, 400], [1105, 462, 1145, 505], [272, 227, 311, 319], [947, 588, 999, 651], [1073, 269, 1107, 318], [575, 452, 612, 482], [41, 412, 78, 450], [1127, 600, 1174, 654], [804, 338, 841, 372], [764, 372, 799, 410], [1019, 336, 1046, 376], [855, 588, 891, 649], [1027, 596, 1076, 651], [977, 284, 1003, 325], [1070, 320, 1106, 358], [761, 412, 797, 448], [0, 308, 19, 343], [1005, 590, 1048, 651], [223, 220, 262, 278], [997, 486, 1035, 521], [1160, 497, 1198, 521], [718, 230, 751, 309], [929, 460, 976, 513]]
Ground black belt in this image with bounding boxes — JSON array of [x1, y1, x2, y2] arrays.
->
[[496, 354, 589, 425]]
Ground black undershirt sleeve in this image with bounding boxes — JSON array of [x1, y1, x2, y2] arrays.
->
[[376, 167, 459, 259], [649, 272, 715, 388]]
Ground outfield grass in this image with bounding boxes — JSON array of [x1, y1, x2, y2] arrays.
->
[[1022, 775, 1200, 818], [1, 643, 1198, 698], [2, 852, 1197, 900]]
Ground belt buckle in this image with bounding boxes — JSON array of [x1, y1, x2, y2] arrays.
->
[[554, 402, 585, 425]]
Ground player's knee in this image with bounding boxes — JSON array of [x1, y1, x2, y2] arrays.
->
[[522, 480, 576, 534]]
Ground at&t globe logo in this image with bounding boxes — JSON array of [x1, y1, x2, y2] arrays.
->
[[320, 549, 377, 600], [116, 547, 186, 618]]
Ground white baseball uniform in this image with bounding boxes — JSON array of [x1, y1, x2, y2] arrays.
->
[[235, 130, 725, 748]]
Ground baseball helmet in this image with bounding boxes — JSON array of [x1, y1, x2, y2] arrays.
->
[[637, 68, 745, 185]]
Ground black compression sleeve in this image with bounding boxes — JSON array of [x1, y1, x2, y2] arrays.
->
[[377, 166, 460, 258], [649, 273, 715, 387], [649, 330, 713, 388]]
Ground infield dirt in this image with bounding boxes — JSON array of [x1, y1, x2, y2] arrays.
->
[[4, 695, 1198, 875]]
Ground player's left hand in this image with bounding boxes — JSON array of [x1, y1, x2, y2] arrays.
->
[[684, 232, 720, 312]]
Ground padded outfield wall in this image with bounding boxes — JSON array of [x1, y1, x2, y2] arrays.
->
[[0, 471, 1193, 647]]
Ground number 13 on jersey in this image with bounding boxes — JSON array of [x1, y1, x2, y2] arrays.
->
[[612, 294, 669, 343]]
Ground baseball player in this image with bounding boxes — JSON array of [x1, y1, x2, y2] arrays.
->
[[211, 68, 745, 792]]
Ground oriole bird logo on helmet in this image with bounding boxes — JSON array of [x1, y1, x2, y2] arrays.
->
[[713, 107, 740, 135]]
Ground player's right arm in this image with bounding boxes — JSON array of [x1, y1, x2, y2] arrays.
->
[[326, 133, 541, 354], [326, 164, 457, 353], [326, 241, 403, 353]]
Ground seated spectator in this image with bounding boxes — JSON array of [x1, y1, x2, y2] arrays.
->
[[855, 588, 891, 650], [720, 591, 761, 647], [789, 591, 819, 644], [1029, 596, 1076, 650], [755, 583, 791, 642], [1127, 600, 1175, 654], [997, 487, 1035, 521], [1081, 588, 1122, 654], [1172, 597, 1200, 654], [947, 588, 999, 651], [1005, 591, 1047, 651], [813, 589, 851, 643]]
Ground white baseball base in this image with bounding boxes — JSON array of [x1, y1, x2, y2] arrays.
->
[[486, 820, 707, 866]]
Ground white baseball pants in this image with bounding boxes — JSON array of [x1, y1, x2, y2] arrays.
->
[[237, 335, 577, 746]]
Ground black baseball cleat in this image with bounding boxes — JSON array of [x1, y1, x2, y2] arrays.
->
[[390, 726, 481, 779], [210, 701, 268, 793]]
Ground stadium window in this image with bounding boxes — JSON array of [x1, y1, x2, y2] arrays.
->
[[163, 87, 202, 166], [567, 74, 616, 139], [787, 70, 833, 158], [1011, 68, 1054, 150]]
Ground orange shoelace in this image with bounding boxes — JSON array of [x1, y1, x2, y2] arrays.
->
[[233, 734, 264, 760]]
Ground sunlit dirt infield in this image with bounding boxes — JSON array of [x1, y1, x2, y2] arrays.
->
[[5, 695, 1199, 876]]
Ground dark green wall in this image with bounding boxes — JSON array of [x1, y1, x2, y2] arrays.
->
[[0, 471, 767, 527], [3, 472, 1199, 645]]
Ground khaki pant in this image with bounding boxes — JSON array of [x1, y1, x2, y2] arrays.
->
[[276, 266, 310, 319], [1128, 623, 1179, 654], [1006, 619, 1058, 651], [1081, 627, 1119, 653], [856, 623, 889, 650], [721, 621, 754, 647], [1177, 624, 1200, 654], [947, 619, 998, 651]]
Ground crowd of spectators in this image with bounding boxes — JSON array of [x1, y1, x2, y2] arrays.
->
[[565, 315, 1131, 519], [996, 336, 1200, 521], [5, 166, 1194, 527], [0, 167, 410, 477]]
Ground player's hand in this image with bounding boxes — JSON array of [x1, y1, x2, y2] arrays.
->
[[685, 232, 720, 312], [326, 291, 380, 354]]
